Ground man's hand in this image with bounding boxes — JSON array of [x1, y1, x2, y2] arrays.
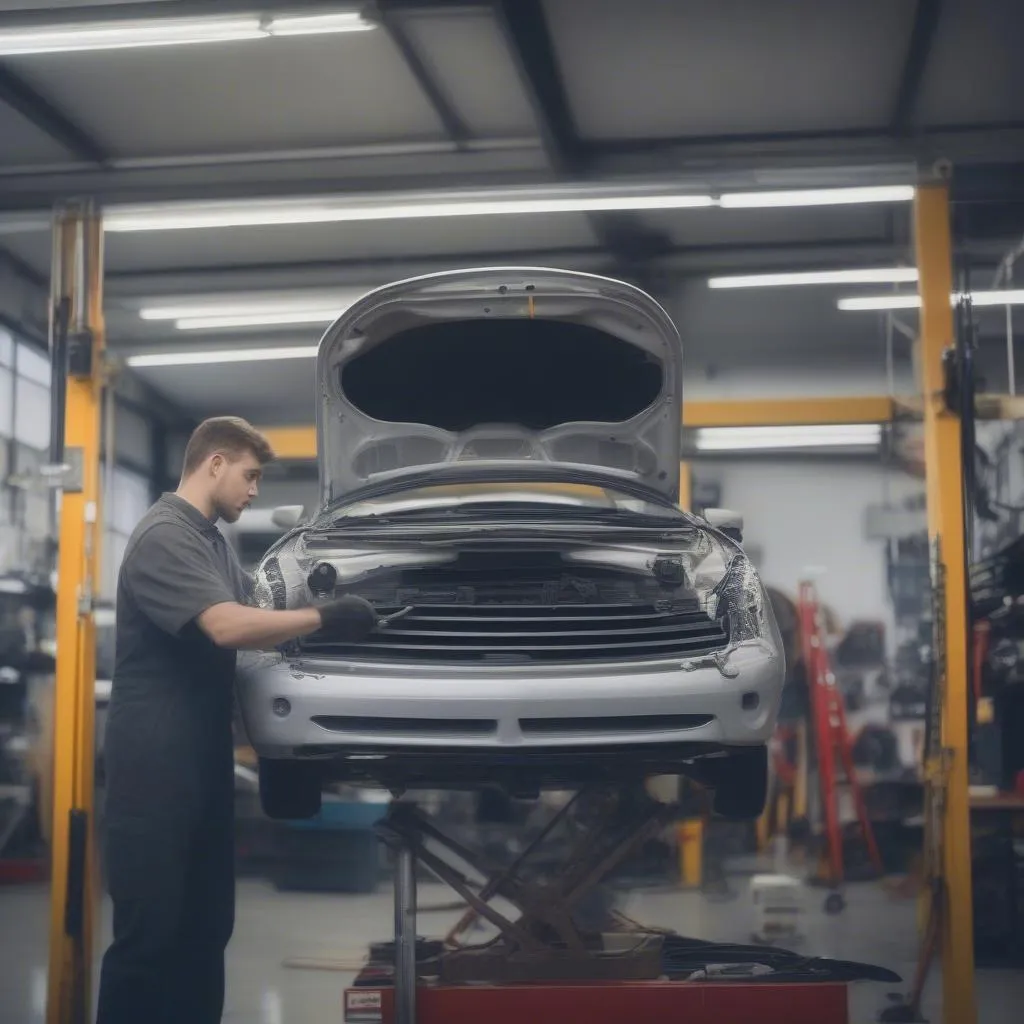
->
[[198, 595, 379, 650], [317, 595, 379, 642]]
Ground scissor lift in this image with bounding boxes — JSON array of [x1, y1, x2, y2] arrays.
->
[[344, 791, 857, 1024]]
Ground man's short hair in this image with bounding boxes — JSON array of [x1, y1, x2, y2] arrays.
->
[[181, 417, 275, 476]]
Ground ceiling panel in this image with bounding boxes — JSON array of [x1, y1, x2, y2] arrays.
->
[[636, 205, 892, 248], [4, 30, 446, 157], [0, 103, 78, 166], [670, 278, 890, 357], [401, 11, 539, 137], [544, 0, 914, 139], [0, 233, 51, 276], [914, 0, 1024, 124], [131, 357, 318, 423]]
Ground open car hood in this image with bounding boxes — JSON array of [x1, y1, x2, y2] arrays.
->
[[316, 268, 683, 508]]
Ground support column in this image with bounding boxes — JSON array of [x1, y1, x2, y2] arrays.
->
[[913, 182, 976, 1024], [394, 843, 418, 1024], [678, 461, 691, 510], [46, 202, 104, 1024]]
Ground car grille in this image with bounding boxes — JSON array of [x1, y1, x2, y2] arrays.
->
[[300, 602, 729, 664]]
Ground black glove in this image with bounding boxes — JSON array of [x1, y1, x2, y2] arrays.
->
[[318, 595, 379, 642]]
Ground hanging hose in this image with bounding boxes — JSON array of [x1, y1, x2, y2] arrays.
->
[[49, 297, 70, 468]]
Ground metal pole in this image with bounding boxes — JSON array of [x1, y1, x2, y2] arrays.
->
[[1006, 256, 1015, 396], [45, 201, 104, 1024], [914, 182, 976, 1024], [393, 842, 418, 1024]]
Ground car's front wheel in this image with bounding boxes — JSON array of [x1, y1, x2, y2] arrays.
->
[[258, 758, 323, 820], [704, 745, 769, 820]]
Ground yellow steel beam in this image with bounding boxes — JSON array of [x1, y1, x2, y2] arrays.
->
[[47, 205, 104, 1024], [915, 182, 976, 1024], [683, 395, 898, 428], [263, 424, 319, 461]]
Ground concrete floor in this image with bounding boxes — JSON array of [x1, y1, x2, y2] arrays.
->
[[1, 867, 1023, 1023]]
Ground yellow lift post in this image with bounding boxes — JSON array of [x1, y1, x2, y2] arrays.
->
[[45, 203, 105, 1024], [913, 182, 977, 1023]]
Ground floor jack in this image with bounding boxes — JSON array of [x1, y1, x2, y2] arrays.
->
[[344, 786, 891, 1024]]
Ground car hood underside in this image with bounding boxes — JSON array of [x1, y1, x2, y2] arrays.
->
[[315, 268, 684, 505]]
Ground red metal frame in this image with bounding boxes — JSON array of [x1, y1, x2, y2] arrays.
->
[[344, 981, 849, 1024], [798, 581, 883, 885]]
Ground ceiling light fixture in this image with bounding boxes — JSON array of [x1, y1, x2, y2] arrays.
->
[[708, 268, 919, 289], [695, 424, 882, 452], [838, 289, 1024, 311], [126, 346, 318, 368], [0, 10, 373, 56], [173, 310, 342, 330], [103, 188, 716, 232], [719, 185, 915, 208], [137, 290, 369, 328], [265, 12, 376, 36]]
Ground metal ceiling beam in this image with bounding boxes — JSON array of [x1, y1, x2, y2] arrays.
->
[[101, 236, 918, 296], [890, 0, 944, 135], [584, 119, 1024, 168], [492, 0, 583, 175], [377, 2, 472, 146], [0, 64, 108, 164], [492, 0, 670, 273]]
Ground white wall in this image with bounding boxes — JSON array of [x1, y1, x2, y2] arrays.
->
[[253, 476, 320, 516], [698, 458, 925, 641]]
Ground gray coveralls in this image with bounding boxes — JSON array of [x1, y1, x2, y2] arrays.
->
[[96, 493, 250, 1024]]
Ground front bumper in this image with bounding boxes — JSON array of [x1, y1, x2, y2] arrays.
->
[[236, 640, 784, 758]]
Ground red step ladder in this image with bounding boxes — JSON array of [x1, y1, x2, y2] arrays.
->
[[797, 581, 883, 905]]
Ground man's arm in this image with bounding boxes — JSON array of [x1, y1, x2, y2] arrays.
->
[[197, 603, 322, 650], [199, 594, 379, 650], [126, 520, 378, 649]]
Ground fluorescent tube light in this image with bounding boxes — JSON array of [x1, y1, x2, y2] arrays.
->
[[126, 346, 318, 368], [838, 289, 1024, 311], [972, 289, 1024, 307], [0, 11, 373, 56], [102, 189, 715, 232], [266, 12, 375, 36], [708, 268, 919, 289], [695, 424, 882, 452], [174, 310, 342, 330], [138, 290, 369, 322], [719, 186, 915, 208], [838, 295, 922, 311]]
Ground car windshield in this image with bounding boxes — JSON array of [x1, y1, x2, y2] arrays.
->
[[332, 481, 681, 520]]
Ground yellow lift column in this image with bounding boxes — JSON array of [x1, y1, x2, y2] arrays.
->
[[45, 202, 105, 1024], [914, 182, 976, 1024]]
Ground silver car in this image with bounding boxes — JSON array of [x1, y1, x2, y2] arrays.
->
[[237, 268, 785, 820]]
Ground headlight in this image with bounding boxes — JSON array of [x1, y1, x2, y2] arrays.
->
[[253, 534, 313, 610], [711, 554, 776, 644], [684, 533, 778, 645]]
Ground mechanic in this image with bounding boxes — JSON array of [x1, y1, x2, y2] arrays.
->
[[96, 416, 377, 1024]]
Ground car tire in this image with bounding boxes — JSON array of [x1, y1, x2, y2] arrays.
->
[[258, 758, 323, 820], [709, 745, 769, 820]]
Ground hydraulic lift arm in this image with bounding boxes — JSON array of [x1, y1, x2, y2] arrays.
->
[[45, 203, 105, 1024], [915, 181, 977, 1024]]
